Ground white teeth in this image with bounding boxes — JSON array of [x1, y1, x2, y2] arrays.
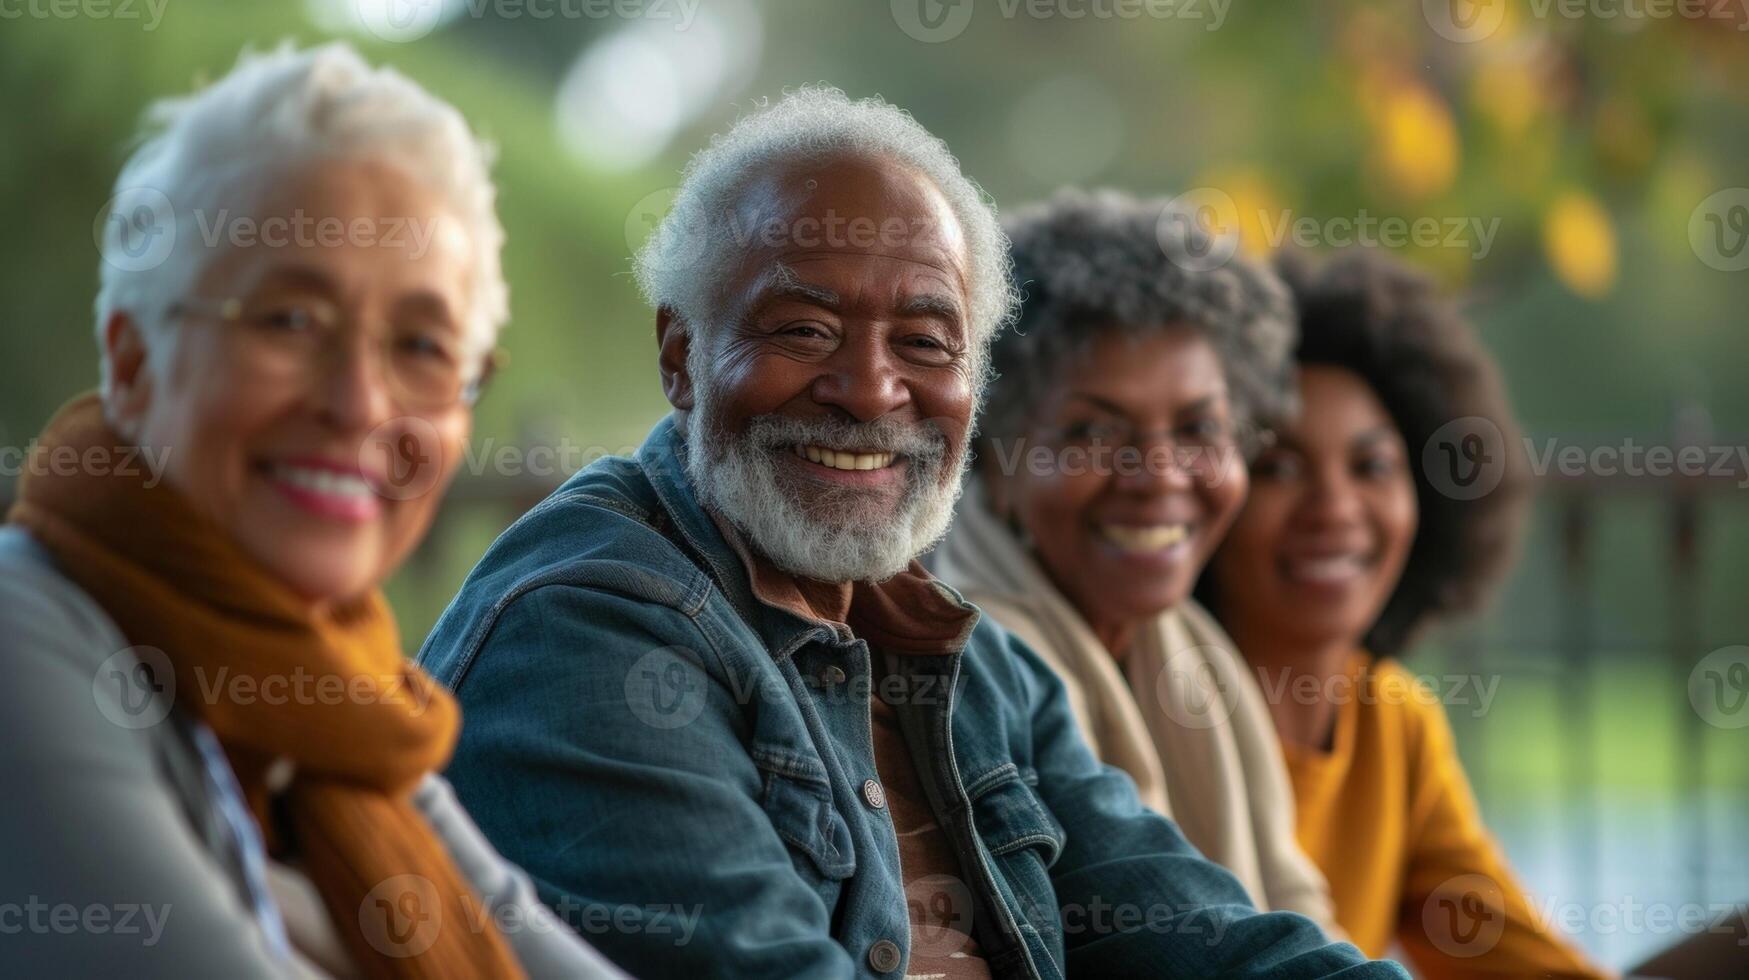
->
[[1099, 523, 1189, 553], [794, 445, 896, 471], [271, 465, 374, 499], [1288, 555, 1367, 584]]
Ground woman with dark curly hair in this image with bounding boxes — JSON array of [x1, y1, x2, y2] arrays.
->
[[934, 188, 1341, 931], [1201, 250, 1604, 976]]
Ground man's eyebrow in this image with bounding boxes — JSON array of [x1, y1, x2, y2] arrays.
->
[[758, 264, 840, 309], [898, 292, 963, 320]]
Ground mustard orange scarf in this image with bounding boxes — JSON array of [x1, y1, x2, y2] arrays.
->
[[9, 394, 522, 980]]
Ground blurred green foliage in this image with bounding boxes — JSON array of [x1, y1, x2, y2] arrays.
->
[[6, 0, 1746, 672], [2, 3, 1746, 962]]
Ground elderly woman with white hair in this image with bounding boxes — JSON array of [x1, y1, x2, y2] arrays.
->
[[0, 44, 622, 979], [933, 188, 1343, 934]]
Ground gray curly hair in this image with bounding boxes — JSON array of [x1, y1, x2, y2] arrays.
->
[[633, 86, 1018, 374], [979, 187, 1298, 456]]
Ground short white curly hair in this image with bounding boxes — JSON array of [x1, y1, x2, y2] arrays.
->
[[633, 86, 1017, 367], [94, 41, 506, 383]]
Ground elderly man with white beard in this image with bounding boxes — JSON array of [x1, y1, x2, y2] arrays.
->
[[418, 88, 1405, 980]]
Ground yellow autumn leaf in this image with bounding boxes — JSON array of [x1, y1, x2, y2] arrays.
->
[[1542, 192, 1617, 299], [1370, 85, 1460, 200]]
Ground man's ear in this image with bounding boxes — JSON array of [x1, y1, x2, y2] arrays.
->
[[656, 306, 696, 412], [101, 310, 153, 440]]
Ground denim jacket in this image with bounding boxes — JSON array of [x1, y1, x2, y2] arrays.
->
[[418, 415, 1402, 980]]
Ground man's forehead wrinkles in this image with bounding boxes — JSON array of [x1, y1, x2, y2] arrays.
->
[[776, 248, 965, 281], [753, 257, 964, 316], [744, 262, 832, 303]]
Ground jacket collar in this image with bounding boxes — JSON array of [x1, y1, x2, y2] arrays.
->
[[638, 413, 837, 661]]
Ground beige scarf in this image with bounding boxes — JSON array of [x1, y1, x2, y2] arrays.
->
[[934, 480, 1340, 931]]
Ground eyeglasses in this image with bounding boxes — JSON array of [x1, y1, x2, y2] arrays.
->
[[168, 295, 498, 411]]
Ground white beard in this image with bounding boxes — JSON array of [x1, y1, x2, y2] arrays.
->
[[683, 358, 968, 584]]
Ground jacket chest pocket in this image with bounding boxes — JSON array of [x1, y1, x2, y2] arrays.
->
[[756, 755, 857, 891], [969, 767, 1066, 948]]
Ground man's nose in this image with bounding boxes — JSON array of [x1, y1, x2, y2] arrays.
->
[[809, 333, 910, 422]]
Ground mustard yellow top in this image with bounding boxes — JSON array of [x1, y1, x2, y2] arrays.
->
[[1282, 652, 1608, 979]]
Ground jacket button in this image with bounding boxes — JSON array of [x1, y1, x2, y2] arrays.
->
[[823, 665, 847, 685], [867, 938, 902, 973], [861, 778, 886, 810]]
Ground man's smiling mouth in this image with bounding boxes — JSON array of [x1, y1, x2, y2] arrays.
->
[[792, 444, 898, 471]]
